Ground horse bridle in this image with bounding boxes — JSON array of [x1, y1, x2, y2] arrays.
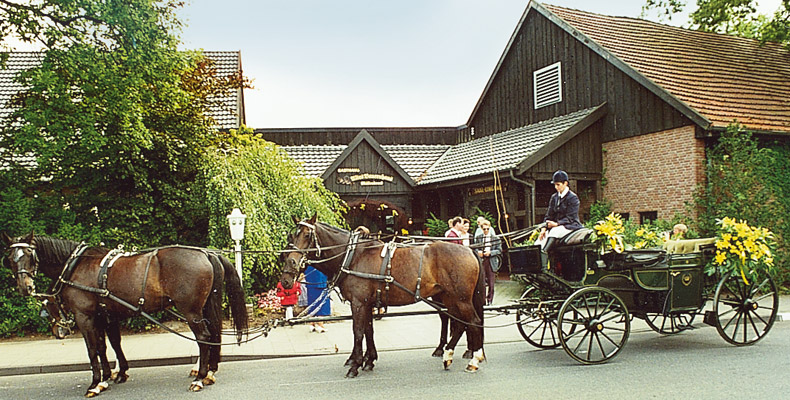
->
[[6, 242, 39, 279]]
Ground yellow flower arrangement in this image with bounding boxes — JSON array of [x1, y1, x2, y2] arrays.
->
[[593, 212, 625, 253], [633, 226, 664, 249], [711, 217, 775, 284]]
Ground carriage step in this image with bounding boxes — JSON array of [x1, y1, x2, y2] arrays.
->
[[702, 311, 717, 327]]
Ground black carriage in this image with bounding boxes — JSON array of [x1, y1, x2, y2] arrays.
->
[[508, 228, 779, 364]]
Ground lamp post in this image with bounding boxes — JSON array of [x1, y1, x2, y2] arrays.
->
[[227, 208, 247, 286]]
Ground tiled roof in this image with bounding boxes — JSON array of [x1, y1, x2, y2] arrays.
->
[[543, 4, 790, 132], [280, 145, 346, 177], [280, 143, 450, 182], [419, 107, 600, 185], [0, 51, 243, 130], [382, 144, 450, 182]]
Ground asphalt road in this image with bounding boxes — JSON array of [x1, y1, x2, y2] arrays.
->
[[1, 322, 788, 400]]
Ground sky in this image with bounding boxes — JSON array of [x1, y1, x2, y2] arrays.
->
[[5, 1, 784, 129]]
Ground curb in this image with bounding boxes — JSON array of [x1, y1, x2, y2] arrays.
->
[[0, 339, 525, 378]]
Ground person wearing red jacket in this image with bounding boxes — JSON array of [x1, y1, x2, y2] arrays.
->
[[276, 281, 301, 320]]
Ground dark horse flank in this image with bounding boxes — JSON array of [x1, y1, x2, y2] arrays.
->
[[1, 231, 248, 397], [281, 215, 486, 377]]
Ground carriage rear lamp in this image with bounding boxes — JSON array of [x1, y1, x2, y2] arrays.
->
[[227, 208, 247, 241]]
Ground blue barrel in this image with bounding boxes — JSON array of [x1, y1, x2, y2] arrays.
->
[[304, 266, 331, 316]]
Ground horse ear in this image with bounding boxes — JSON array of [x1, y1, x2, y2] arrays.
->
[[308, 213, 317, 224], [0, 231, 11, 246], [23, 230, 34, 244], [291, 215, 300, 225]]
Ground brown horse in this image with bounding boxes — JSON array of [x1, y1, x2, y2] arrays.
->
[[1, 232, 248, 397], [280, 215, 485, 377]]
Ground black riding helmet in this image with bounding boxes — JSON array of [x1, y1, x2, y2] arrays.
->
[[551, 170, 569, 184]]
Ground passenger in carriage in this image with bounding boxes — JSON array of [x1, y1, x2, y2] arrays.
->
[[534, 170, 583, 267]]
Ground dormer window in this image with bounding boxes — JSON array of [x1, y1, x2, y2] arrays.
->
[[533, 62, 562, 109]]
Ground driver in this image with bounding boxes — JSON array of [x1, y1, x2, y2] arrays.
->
[[535, 170, 583, 265]]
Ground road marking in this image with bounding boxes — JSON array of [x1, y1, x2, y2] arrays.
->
[[777, 313, 790, 322]]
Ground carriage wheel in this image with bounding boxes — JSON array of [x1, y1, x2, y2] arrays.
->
[[713, 270, 778, 346], [644, 312, 695, 334], [517, 287, 559, 348], [558, 287, 630, 364]]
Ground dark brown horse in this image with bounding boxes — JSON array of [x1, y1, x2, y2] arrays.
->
[[1, 232, 248, 397], [280, 215, 485, 377]]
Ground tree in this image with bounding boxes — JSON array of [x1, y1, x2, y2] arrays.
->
[[202, 129, 347, 293], [642, 0, 790, 46], [1, 1, 244, 246]]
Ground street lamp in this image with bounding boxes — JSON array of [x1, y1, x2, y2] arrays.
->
[[227, 208, 246, 286]]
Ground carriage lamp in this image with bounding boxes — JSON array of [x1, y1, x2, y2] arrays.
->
[[227, 208, 247, 286]]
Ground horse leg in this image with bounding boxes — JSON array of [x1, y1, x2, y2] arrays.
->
[[432, 313, 449, 357], [106, 318, 129, 383], [185, 315, 212, 392], [345, 302, 368, 378], [203, 311, 222, 386], [74, 313, 110, 397], [457, 303, 485, 373], [443, 319, 466, 370], [362, 305, 377, 371]]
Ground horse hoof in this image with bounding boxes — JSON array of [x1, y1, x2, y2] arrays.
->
[[362, 363, 374, 372], [113, 372, 129, 384], [189, 381, 204, 392], [189, 369, 199, 377], [443, 360, 453, 370], [465, 365, 479, 373], [462, 349, 473, 359], [202, 371, 216, 386], [346, 369, 359, 378], [84, 381, 109, 397], [431, 348, 444, 357]]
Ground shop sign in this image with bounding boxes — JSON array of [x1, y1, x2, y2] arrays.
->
[[468, 183, 507, 196], [336, 168, 394, 186]]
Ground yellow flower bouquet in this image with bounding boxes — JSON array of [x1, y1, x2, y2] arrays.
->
[[592, 213, 625, 253], [633, 226, 664, 249], [709, 217, 775, 284]]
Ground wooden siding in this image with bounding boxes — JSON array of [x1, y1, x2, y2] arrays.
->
[[323, 141, 412, 195], [463, 8, 692, 143], [257, 127, 458, 146], [523, 120, 603, 179]]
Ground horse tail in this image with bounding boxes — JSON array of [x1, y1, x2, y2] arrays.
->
[[210, 253, 249, 344], [472, 254, 486, 349]]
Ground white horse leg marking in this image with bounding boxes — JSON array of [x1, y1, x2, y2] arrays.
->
[[189, 360, 199, 377], [442, 349, 454, 370], [465, 349, 485, 373]]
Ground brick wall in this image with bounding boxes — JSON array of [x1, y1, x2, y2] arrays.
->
[[603, 125, 705, 221]]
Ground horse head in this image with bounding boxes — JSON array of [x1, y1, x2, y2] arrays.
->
[[1, 230, 39, 296], [280, 213, 318, 289]]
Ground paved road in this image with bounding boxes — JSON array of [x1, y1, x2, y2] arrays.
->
[[2, 322, 788, 399]]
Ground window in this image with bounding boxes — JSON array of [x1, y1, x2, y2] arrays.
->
[[533, 62, 562, 109], [640, 211, 658, 225]]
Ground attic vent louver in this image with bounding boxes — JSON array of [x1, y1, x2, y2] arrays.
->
[[533, 62, 562, 109]]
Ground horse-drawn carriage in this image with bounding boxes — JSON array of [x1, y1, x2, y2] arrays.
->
[[507, 228, 779, 364]]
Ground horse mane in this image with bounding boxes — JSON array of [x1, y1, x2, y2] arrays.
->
[[33, 236, 82, 266], [317, 222, 349, 235]]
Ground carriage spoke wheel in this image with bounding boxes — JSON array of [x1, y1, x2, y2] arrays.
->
[[558, 287, 630, 364], [644, 312, 695, 334], [516, 286, 575, 349], [713, 270, 778, 346]]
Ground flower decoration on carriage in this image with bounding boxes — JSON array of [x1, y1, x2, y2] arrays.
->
[[633, 225, 664, 249], [592, 212, 625, 253], [709, 217, 775, 285]]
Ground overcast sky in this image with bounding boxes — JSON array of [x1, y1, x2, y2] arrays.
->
[[6, 1, 783, 129]]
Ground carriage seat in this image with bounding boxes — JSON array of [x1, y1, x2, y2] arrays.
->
[[558, 228, 593, 246], [663, 238, 716, 254]]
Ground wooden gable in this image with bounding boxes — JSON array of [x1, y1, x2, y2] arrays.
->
[[321, 130, 414, 195]]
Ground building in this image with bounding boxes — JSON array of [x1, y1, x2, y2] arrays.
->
[[265, 2, 790, 233]]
